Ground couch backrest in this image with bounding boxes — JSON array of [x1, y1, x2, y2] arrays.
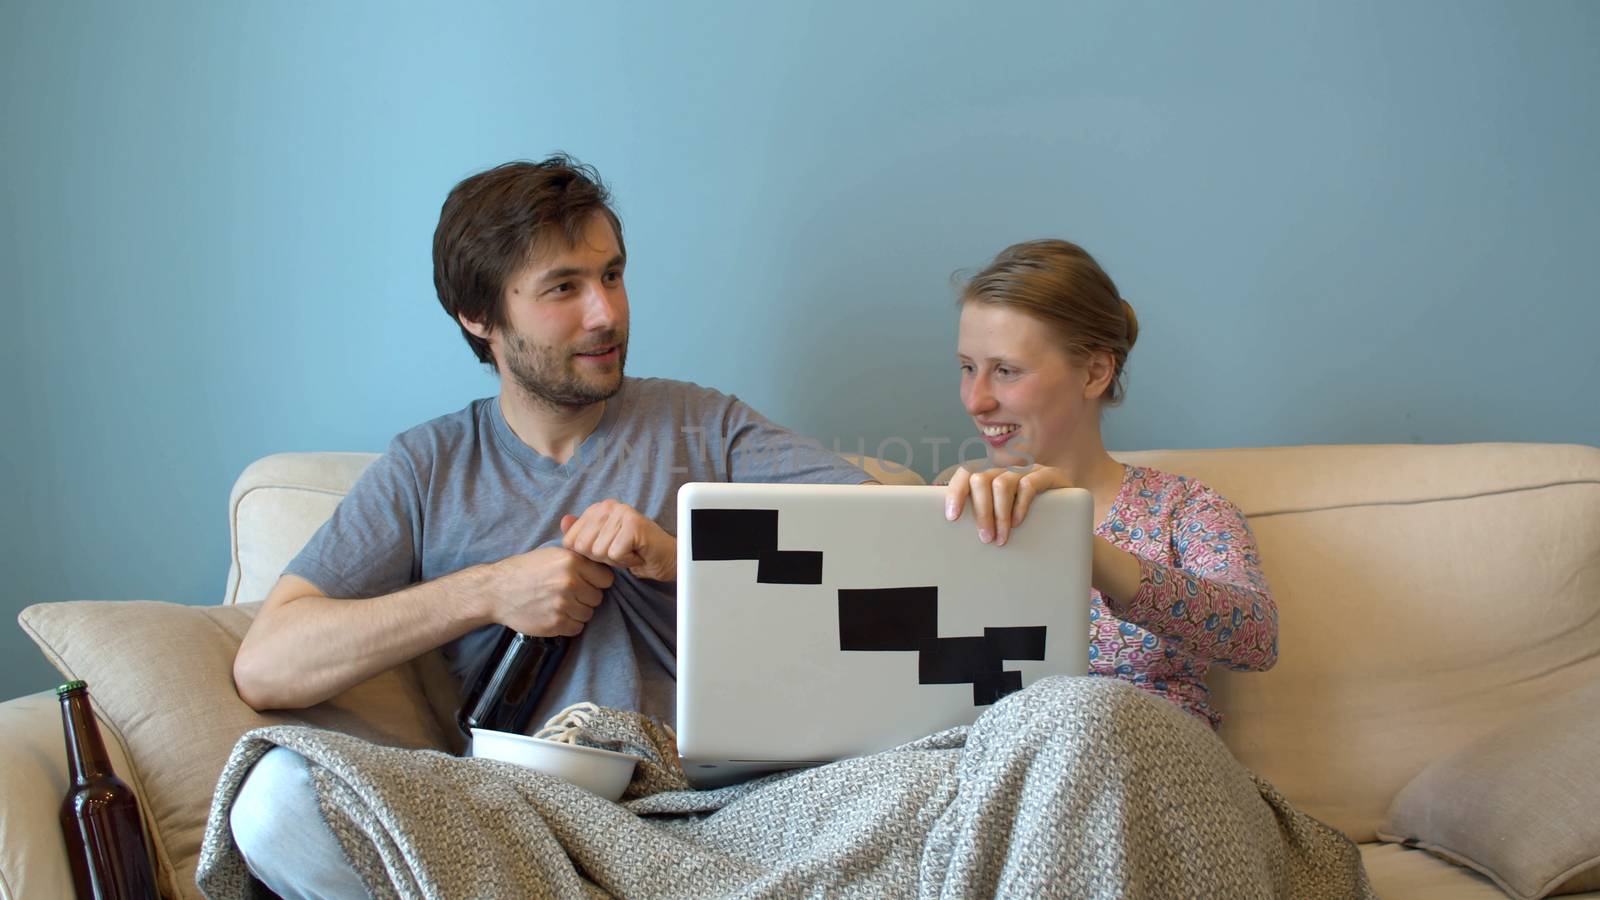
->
[[1112, 443, 1600, 841], [224, 451, 925, 607], [225, 452, 382, 608], [226, 444, 1600, 842]]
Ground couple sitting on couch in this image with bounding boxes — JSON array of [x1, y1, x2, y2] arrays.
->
[[225, 155, 1315, 897]]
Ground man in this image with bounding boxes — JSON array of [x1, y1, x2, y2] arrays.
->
[[228, 156, 871, 897]]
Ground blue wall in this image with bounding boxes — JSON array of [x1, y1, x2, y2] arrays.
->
[[4, 1, 1597, 699]]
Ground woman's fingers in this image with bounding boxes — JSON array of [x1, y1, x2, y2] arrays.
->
[[1014, 467, 1072, 532], [992, 470, 1021, 546], [969, 469, 997, 543], [950, 465, 1076, 546], [944, 467, 972, 521], [1013, 468, 1053, 528]]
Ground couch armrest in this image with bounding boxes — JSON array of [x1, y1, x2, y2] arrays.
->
[[0, 690, 144, 900]]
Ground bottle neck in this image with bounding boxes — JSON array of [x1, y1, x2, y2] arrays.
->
[[58, 688, 112, 782]]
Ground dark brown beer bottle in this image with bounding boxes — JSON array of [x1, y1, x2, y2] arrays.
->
[[457, 629, 570, 736], [57, 680, 159, 900]]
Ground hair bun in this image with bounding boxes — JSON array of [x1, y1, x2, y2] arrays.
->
[[1119, 298, 1140, 347]]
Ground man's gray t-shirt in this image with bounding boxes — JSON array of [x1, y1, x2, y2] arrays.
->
[[285, 377, 869, 731]]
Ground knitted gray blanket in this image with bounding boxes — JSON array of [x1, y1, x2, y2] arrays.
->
[[198, 677, 1373, 899]]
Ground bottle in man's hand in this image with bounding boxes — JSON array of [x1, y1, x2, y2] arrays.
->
[[457, 628, 571, 737]]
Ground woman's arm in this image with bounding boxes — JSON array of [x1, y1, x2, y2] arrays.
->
[[944, 465, 1277, 672], [1099, 484, 1278, 672]]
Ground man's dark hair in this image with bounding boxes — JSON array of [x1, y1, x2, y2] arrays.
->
[[432, 155, 625, 368]]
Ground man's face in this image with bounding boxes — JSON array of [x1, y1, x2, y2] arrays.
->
[[493, 214, 630, 408]]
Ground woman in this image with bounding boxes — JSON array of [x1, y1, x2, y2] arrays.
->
[[943, 238, 1277, 729], [924, 247, 1371, 897]]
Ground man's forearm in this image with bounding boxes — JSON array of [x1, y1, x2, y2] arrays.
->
[[234, 565, 497, 710]]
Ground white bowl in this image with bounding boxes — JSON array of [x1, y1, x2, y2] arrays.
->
[[469, 728, 640, 801]]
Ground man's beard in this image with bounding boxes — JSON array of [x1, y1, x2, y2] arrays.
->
[[501, 327, 628, 409]]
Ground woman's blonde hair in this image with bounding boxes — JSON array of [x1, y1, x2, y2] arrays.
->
[[958, 239, 1139, 406]]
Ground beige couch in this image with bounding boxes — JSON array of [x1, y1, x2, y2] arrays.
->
[[4, 444, 1597, 898]]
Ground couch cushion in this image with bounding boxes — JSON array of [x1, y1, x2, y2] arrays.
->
[[1363, 843, 1529, 899], [1114, 443, 1600, 842], [1377, 679, 1600, 899], [1362, 843, 1600, 900], [18, 600, 451, 899]]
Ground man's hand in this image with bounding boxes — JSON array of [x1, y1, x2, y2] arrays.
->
[[560, 499, 678, 582], [944, 464, 1074, 547], [487, 546, 615, 637]]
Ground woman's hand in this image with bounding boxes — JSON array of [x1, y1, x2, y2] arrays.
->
[[944, 464, 1074, 546]]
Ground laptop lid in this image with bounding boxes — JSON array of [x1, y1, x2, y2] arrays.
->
[[675, 482, 1092, 784]]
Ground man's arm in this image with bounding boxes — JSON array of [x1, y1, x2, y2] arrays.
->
[[720, 396, 876, 485], [233, 547, 613, 711]]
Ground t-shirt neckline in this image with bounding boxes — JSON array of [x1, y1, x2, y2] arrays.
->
[[487, 380, 629, 476]]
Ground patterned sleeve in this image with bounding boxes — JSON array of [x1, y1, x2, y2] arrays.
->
[[1107, 480, 1278, 671]]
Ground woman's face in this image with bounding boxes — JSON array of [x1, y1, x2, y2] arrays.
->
[[957, 302, 1101, 469]]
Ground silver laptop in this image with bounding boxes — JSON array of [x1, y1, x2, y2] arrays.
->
[[675, 482, 1093, 786]]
